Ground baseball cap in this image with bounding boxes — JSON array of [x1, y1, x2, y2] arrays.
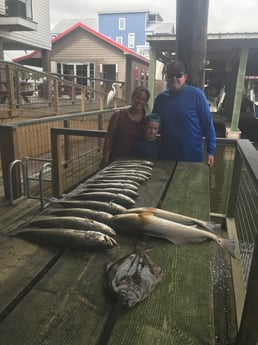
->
[[145, 113, 161, 124], [165, 61, 186, 77]]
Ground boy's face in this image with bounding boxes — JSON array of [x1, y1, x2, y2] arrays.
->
[[145, 121, 160, 140]]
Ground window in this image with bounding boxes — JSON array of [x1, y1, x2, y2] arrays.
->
[[6, 0, 33, 20], [25, 0, 32, 20], [116, 37, 123, 45], [119, 18, 125, 30], [128, 33, 135, 49]]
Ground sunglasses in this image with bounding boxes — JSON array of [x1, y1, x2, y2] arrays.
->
[[166, 72, 184, 79]]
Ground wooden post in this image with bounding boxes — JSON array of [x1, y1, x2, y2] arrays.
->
[[53, 79, 59, 114], [0, 125, 21, 199], [176, 0, 209, 89], [41, 49, 51, 73], [6, 64, 17, 117], [148, 45, 157, 111], [51, 129, 63, 197], [81, 88, 85, 113], [230, 47, 249, 132]]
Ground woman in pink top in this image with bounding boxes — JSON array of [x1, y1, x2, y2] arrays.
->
[[99, 86, 150, 168]]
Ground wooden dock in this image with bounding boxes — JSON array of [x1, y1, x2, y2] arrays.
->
[[0, 160, 237, 345]]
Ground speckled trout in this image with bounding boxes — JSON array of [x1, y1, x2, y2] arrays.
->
[[46, 208, 113, 225], [51, 200, 127, 215], [25, 215, 116, 236], [69, 191, 135, 207], [123, 207, 215, 232], [111, 212, 235, 258], [15, 228, 117, 250]]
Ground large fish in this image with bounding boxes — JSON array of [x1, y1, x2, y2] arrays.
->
[[53, 200, 127, 215], [46, 208, 113, 225], [25, 216, 116, 236], [111, 212, 235, 258], [108, 164, 153, 174], [123, 207, 215, 232], [85, 181, 140, 189], [15, 228, 117, 250], [69, 191, 135, 207], [110, 160, 154, 167], [76, 187, 139, 199], [105, 242, 163, 308], [104, 168, 152, 178], [96, 174, 146, 183], [92, 177, 141, 186]]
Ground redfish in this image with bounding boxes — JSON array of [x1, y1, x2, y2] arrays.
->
[[123, 207, 215, 231], [111, 212, 235, 258]]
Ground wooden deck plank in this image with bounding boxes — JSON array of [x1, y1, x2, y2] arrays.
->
[[0, 160, 176, 345], [0, 235, 62, 320], [107, 162, 215, 345]]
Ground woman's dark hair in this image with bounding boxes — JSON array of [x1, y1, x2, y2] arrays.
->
[[131, 86, 150, 102]]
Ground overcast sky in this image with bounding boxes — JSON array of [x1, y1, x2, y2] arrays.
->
[[49, 0, 258, 33]]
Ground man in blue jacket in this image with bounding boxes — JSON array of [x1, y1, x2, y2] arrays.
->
[[152, 60, 216, 167]]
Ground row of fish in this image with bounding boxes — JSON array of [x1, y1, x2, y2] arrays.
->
[[13, 160, 154, 250], [13, 159, 235, 258]]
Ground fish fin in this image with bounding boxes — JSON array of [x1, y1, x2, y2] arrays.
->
[[138, 211, 154, 220], [205, 222, 216, 232], [49, 196, 60, 202], [217, 238, 236, 259]]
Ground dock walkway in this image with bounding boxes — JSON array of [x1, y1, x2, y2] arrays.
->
[[0, 160, 236, 344]]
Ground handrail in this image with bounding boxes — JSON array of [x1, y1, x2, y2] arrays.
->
[[39, 162, 52, 210], [0, 60, 128, 105], [8, 159, 27, 205]]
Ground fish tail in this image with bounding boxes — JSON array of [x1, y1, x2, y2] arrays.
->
[[205, 221, 216, 232], [217, 238, 236, 258]]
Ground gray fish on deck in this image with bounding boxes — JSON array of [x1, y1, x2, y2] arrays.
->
[[111, 212, 236, 258], [85, 180, 140, 189], [15, 228, 117, 250], [100, 171, 149, 180], [104, 168, 152, 178], [105, 242, 163, 308], [96, 174, 146, 183], [76, 187, 139, 199], [46, 208, 113, 225], [108, 164, 153, 173], [123, 207, 215, 232], [25, 216, 116, 236], [110, 160, 154, 167], [92, 178, 141, 186], [69, 191, 135, 207], [53, 200, 127, 215]]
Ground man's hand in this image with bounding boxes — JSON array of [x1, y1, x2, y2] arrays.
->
[[207, 155, 214, 168]]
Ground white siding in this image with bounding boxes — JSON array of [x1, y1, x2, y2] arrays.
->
[[0, 1, 5, 14], [0, 0, 51, 50]]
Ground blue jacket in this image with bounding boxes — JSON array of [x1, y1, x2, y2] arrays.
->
[[153, 85, 216, 162]]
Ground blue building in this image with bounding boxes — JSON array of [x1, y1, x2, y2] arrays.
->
[[98, 10, 174, 57]]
